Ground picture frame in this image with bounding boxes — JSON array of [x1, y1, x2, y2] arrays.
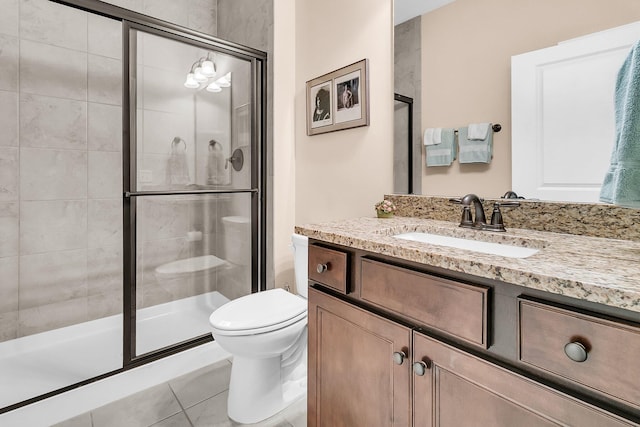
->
[[306, 58, 369, 136]]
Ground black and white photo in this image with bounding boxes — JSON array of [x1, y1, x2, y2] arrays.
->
[[306, 59, 369, 135]]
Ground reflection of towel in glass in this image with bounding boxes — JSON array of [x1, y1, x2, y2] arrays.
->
[[458, 127, 493, 164], [167, 138, 190, 185], [207, 141, 227, 185], [426, 128, 456, 167], [600, 39, 640, 208]]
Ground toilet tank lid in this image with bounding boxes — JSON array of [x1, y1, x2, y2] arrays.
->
[[209, 288, 307, 332]]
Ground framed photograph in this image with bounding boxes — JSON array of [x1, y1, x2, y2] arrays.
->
[[309, 81, 333, 131], [306, 59, 369, 136]]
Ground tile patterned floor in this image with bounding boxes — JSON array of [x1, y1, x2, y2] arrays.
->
[[52, 359, 307, 427]]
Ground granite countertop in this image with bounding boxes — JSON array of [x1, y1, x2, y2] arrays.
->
[[295, 216, 640, 314]]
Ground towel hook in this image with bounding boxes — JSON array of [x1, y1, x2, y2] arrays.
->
[[208, 139, 221, 151], [171, 137, 187, 150]]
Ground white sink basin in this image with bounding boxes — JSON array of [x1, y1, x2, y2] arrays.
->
[[394, 232, 539, 259]]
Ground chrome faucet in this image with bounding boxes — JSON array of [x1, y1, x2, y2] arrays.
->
[[449, 194, 520, 232]]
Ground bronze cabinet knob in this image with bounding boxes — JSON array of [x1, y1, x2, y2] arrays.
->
[[392, 351, 406, 365], [564, 341, 588, 363], [413, 361, 430, 376]]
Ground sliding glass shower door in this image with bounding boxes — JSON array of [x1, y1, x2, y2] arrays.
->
[[126, 27, 263, 358]]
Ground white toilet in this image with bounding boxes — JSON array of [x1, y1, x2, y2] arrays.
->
[[209, 233, 309, 424]]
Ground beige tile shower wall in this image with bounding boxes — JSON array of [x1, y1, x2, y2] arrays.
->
[[3, 0, 123, 339], [394, 17, 422, 195], [0, 0, 218, 342], [217, 0, 274, 290]]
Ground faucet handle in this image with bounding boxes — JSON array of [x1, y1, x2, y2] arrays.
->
[[496, 200, 520, 208], [486, 203, 506, 232], [460, 206, 473, 226], [487, 201, 520, 232], [448, 198, 462, 204]]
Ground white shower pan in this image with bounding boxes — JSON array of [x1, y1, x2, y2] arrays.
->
[[0, 291, 229, 411]]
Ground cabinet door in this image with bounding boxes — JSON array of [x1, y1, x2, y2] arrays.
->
[[412, 332, 635, 427], [308, 287, 412, 427]]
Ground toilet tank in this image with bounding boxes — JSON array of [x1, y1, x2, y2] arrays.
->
[[291, 233, 308, 299]]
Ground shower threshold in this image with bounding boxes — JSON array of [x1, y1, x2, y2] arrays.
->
[[0, 291, 229, 411]]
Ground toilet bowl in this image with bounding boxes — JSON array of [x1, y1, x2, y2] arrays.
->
[[209, 233, 308, 424]]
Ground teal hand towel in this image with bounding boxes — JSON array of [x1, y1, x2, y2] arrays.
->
[[458, 127, 493, 163], [426, 128, 456, 167], [600, 39, 640, 208]]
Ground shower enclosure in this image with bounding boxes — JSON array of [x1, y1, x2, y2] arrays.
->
[[0, 0, 266, 412]]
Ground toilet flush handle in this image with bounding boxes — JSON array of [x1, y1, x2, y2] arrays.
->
[[317, 263, 329, 274]]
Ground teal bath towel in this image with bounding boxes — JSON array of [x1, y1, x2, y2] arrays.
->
[[600, 39, 640, 208], [426, 128, 456, 167]]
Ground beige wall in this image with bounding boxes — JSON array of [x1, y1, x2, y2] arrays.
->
[[272, 0, 394, 289], [294, 0, 395, 226], [421, 0, 640, 199], [273, 0, 297, 289]]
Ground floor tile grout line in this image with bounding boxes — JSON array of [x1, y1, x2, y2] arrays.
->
[[166, 383, 194, 427]]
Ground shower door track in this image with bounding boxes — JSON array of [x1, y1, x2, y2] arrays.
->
[[125, 189, 259, 198], [0, 0, 268, 415]]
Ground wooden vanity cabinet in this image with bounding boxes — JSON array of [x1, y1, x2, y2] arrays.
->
[[308, 288, 635, 426], [307, 241, 640, 426], [308, 287, 412, 427]]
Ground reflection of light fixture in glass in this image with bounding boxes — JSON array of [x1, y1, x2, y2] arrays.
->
[[184, 72, 199, 88], [201, 57, 216, 77], [185, 53, 217, 89], [193, 66, 208, 82], [206, 81, 221, 92], [216, 72, 231, 88]]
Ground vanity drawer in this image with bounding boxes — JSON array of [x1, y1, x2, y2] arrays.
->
[[360, 258, 489, 347], [518, 298, 640, 410], [308, 245, 348, 294]]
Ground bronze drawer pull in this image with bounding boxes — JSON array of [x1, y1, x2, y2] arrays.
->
[[564, 341, 588, 363], [316, 263, 329, 273]]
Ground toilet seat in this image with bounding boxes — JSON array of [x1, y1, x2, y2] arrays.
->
[[209, 288, 307, 337]]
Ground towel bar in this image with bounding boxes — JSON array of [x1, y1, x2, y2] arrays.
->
[[453, 123, 501, 134]]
